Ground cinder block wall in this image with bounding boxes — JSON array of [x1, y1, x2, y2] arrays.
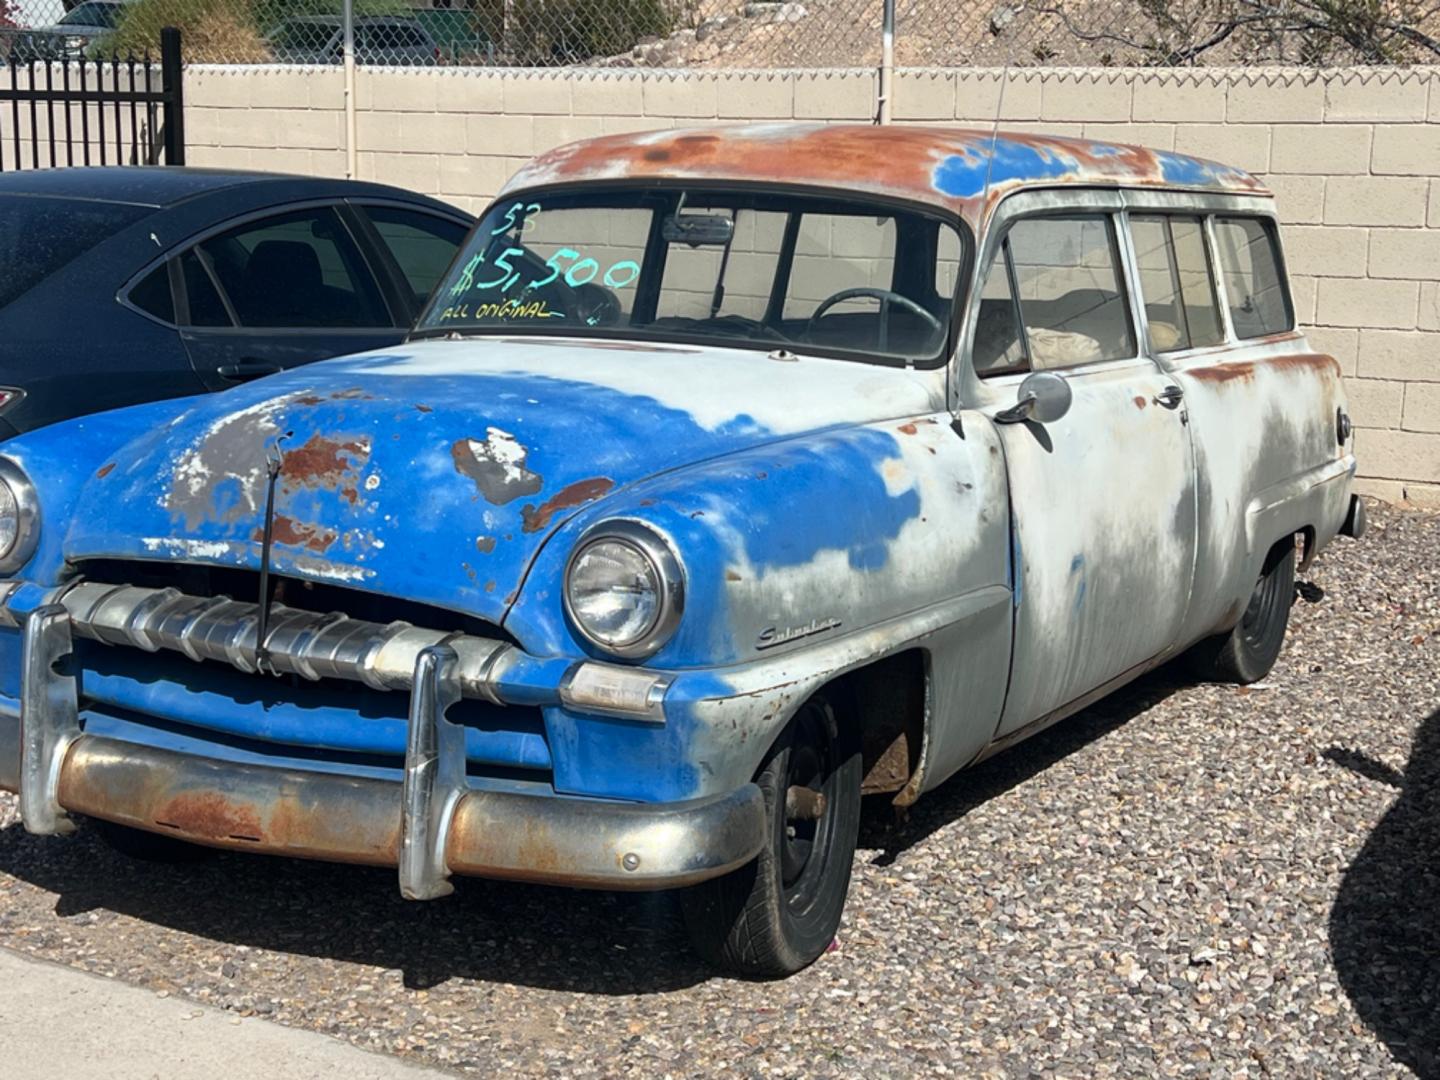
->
[[180, 66, 1440, 505]]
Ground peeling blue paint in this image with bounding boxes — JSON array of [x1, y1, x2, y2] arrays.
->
[[933, 144, 1078, 199]]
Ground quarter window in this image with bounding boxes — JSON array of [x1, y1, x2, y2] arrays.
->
[[975, 214, 1135, 374], [1213, 216, 1292, 339], [1131, 215, 1225, 352], [128, 263, 175, 324]]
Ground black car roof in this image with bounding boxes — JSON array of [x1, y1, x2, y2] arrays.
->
[[0, 167, 460, 212]]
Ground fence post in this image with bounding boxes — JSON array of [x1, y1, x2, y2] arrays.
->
[[876, 0, 894, 123], [160, 26, 184, 165], [342, 0, 357, 179]]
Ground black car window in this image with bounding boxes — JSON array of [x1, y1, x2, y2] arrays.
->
[[197, 207, 391, 329], [0, 194, 152, 309], [362, 205, 468, 307], [129, 263, 176, 324], [271, 21, 338, 50], [179, 250, 232, 327]]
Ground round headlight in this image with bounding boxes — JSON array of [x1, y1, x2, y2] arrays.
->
[[564, 521, 684, 660], [0, 457, 40, 575]]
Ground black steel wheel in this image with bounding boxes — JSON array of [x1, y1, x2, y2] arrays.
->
[[1187, 541, 1296, 684], [680, 693, 861, 977]]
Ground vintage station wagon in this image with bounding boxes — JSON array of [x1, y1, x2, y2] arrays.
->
[[0, 125, 1365, 976]]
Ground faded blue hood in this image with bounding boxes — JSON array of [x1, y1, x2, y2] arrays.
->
[[64, 339, 942, 625]]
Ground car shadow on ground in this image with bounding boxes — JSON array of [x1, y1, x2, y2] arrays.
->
[[1327, 708, 1440, 1079], [0, 666, 1188, 997], [858, 664, 1190, 863]]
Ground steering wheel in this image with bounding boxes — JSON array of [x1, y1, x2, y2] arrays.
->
[[806, 288, 944, 353]]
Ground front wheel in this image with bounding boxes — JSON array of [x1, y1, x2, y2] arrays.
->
[[1186, 541, 1296, 684], [680, 694, 861, 977]]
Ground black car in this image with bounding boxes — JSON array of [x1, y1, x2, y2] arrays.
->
[[0, 168, 474, 436]]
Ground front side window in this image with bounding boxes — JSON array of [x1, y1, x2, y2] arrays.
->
[[1131, 215, 1225, 352], [197, 208, 390, 329], [362, 206, 469, 308], [1213, 216, 1292, 339], [416, 189, 966, 367], [974, 214, 1135, 374]]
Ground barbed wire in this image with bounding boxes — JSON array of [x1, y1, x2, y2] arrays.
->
[[1, 0, 1436, 68]]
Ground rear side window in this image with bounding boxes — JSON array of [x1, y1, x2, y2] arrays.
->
[[0, 194, 151, 309], [362, 206, 468, 308], [1213, 216, 1292, 339], [975, 214, 1135, 374], [1130, 215, 1224, 352], [197, 208, 391, 329]]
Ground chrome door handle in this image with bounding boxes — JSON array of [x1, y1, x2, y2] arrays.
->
[[1155, 385, 1185, 410]]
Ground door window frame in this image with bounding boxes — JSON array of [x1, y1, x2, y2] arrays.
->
[[117, 198, 414, 335], [961, 191, 1149, 396]]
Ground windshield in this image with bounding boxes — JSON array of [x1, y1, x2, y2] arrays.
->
[[416, 188, 966, 366], [270, 21, 338, 49], [0, 194, 152, 309], [59, 2, 122, 28]]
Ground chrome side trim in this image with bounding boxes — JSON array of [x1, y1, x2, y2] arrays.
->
[[58, 581, 516, 702], [19, 605, 80, 835], [399, 645, 467, 901]]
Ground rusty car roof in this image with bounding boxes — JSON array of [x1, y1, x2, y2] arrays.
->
[[501, 123, 1270, 223]]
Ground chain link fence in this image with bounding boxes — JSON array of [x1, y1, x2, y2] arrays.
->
[[1, 0, 1436, 67]]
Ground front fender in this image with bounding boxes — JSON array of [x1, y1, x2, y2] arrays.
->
[[506, 414, 1012, 797], [0, 396, 208, 584]]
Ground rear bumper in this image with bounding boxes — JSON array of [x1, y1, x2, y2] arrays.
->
[[0, 606, 765, 894]]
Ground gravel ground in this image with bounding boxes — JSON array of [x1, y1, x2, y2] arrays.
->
[[1, 499, 1436, 1078]]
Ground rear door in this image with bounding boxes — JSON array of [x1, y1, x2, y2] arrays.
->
[[966, 197, 1200, 743], [178, 204, 405, 390]]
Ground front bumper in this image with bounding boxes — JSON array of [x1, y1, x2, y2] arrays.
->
[[0, 605, 765, 894]]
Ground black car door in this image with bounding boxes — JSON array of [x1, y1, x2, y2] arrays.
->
[[178, 204, 407, 390]]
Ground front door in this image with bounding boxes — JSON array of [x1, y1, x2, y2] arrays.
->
[[969, 209, 1199, 739]]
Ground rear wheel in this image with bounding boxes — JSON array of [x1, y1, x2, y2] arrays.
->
[[92, 820, 216, 863], [1187, 541, 1296, 684], [680, 693, 861, 977]]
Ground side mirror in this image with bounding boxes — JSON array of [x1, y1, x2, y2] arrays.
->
[[995, 370, 1072, 425]]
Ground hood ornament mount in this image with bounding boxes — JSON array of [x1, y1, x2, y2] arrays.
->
[[255, 431, 292, 675]]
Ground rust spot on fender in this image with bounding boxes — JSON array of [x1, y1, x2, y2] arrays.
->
[[897, 422, 919, 435], [154, 791, 264, 842], [294, 395, 324, 407], [415, 403, 433, 413], [1133, 395, 1147, 409], [96, 463, 116, 478], [520, 477, 615, 533], [280, 434, 371, 491], [476, 536, 497, 554], [253, 515, 337, 553]]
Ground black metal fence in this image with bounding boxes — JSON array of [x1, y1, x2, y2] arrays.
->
[[0, 26, 184, 172]]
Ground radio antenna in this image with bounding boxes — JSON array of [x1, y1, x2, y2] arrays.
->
[[979, 63, 1011, 211]]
